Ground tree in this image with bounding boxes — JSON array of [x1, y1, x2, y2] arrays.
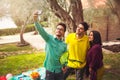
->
[[7, 0, 46, 46], [0, 0, 8, 17], [46, 0, 84, 32], [106, 0, 120, 24]]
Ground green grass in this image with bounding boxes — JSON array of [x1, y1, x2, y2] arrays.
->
[[0, 43, 45, 75], [0, 43, 120, 80], [66, 53, 120, 80], [0, 43, 32, 52], [102, 53, 120, 80], [0, 53, 45, 75]]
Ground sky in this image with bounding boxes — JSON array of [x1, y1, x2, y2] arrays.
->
[[0, 15, 17, 29]]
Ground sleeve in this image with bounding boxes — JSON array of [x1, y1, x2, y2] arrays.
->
[[87, 38, 90, 50], [34, 22, 49, 42], [89, 46, 101, 70]]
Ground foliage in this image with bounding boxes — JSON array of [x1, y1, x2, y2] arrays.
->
[[0, 0, 7, 17], [106, 0, 120, 23], [40, 21, 48, 27], [46, 0, 84, 32], [0, 24, 35, 36], [0, 21, 49, 36], [0, 0, 50, 45], [0, 28, 20, 36], [5, 0, 48, 26], [83, 8, 111, 23]]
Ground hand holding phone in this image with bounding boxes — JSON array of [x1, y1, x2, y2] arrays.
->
[[33, 10, 42, 21]]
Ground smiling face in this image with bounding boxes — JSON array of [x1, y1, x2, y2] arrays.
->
[[89, 32, 94, 42], [55, 25, 65, 38]]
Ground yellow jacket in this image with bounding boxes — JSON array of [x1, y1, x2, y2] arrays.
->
[[65, 33, 90, 68]]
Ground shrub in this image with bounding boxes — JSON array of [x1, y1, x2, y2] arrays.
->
[[0, 24, 35, 36], [0, 21, 48, 36]]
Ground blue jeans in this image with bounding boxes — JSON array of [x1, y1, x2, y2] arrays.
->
[[46, 70, 64, 80]]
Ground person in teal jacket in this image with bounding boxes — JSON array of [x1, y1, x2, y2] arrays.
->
[[33, 11, 67, 80]]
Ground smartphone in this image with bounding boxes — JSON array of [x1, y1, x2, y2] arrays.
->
[[37, 10, 42, 15]]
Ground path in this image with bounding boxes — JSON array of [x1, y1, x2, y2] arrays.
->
[[0, 27, 53, 50], [0, 27, 120, 52]]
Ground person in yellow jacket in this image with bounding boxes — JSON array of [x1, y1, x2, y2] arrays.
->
[[63, 22, 90, 80]]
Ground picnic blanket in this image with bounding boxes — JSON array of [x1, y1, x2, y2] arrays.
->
[[5, 67, 46, 80]]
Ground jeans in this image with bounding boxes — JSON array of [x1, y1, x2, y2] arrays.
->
[[46, 70, 64, 80], [63, 67, 85, 80]]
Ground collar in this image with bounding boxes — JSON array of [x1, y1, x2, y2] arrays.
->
[[75, 34, 87, 41], [54, 35, 64, 41]]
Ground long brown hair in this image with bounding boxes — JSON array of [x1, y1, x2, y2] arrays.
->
[[90, 30, 102, 46]]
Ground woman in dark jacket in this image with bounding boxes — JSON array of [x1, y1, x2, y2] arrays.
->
[[86, 30, 104, 80]]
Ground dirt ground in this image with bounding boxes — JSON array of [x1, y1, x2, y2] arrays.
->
[[103, 44, 120, 53]]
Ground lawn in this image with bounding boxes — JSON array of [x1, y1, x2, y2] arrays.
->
[[0, 43, 120, 80], [0, 43, 45, 75], [102, 52, 120, 80]]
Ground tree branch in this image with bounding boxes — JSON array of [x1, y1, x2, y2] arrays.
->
[[47, 0, 77, 32], [70, 0, 83, 25]]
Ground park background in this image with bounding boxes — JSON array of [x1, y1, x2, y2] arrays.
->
[[0, 0, 120, 80]]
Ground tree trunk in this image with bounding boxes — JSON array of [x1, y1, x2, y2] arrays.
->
[[47, 0, 83, 32], [17, 15, 31, 47], [107, 0, 120, 24], [70, 0, 83, 25], [20, 25, 27, 44]]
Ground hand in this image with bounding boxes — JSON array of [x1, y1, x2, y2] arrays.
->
[[62, 66, 67, 73], [33, 10, 39, 22], [89, 68, 92, 73]]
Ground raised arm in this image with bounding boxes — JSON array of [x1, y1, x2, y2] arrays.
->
[[33, 11, 49, 42]]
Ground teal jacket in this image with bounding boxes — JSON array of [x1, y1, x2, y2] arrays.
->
[[34, 22, 67, 73]]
